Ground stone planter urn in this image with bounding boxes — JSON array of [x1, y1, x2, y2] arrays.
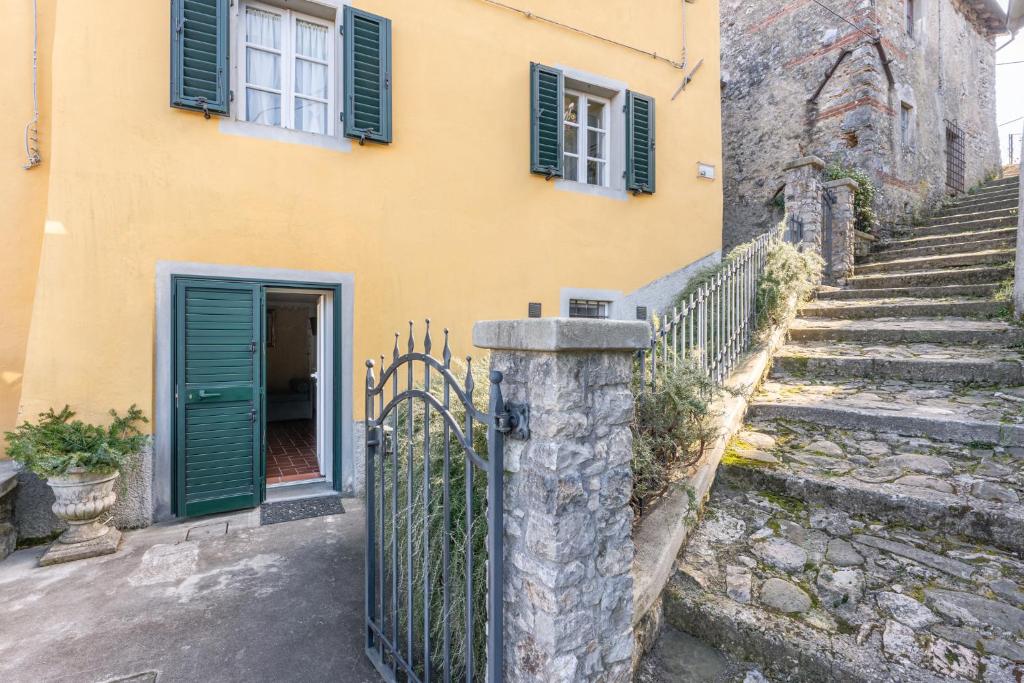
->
[[47, 468, 119, 544]]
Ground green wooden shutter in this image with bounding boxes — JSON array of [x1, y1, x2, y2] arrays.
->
[[175, 280, 262, 517], [626, 91, 656, 194], [530, 63, 564, 177], [343, 6, 392, 143], [170, 0, 230, 116]]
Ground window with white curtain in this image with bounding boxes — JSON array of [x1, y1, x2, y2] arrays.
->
[[563, 89, 610, 187], [241, 3, 333, 135]]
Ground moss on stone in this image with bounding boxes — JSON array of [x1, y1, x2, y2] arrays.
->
[[762, 490, 806, 515]]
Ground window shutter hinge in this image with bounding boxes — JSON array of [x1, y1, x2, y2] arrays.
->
[[249, 341, 257, 353], [340, 112, 344, 123], [339, 24, 344, 35], [229, 90, 235, 102]]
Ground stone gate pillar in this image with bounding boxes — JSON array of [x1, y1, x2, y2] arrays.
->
[[783, 156, 825, 254], [823, 177, 858, 283], [473, 318, 649, 683]]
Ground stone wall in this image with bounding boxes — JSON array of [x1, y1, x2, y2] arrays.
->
[[721, 0, 1003, 249]]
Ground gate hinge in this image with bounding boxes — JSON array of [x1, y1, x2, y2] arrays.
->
[[496, 403, 529, 440], [366, 425, 383, 447]]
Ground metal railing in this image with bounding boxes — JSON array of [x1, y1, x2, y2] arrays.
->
[[639, 232, 774, 388]]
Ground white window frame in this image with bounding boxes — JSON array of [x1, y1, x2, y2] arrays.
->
[[238, 2, 335, 137], [563, 89, 611, 188]]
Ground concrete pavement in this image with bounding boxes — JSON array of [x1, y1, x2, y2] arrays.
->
[[0, 501, 378, 683]]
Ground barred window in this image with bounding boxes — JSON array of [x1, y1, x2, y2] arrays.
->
[[569, 299, 611, 319]]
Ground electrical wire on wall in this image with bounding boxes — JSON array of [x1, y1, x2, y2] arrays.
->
[[24, 0, 42, 169], [476, 0, 689, 70]]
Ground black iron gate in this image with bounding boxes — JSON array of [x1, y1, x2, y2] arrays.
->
[[364, 321, 524, 683], [785, 214, 804, 245], [946, 120, 966, 195], [821, 188, 835, 278]]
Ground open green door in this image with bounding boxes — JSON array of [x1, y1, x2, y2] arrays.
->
[[175, 279, 263, 517]]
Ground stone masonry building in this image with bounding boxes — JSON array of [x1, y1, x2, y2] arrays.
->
[[721, 0, 1008, 248]]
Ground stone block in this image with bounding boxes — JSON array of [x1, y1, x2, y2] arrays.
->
[[39, 527, 122, 566]]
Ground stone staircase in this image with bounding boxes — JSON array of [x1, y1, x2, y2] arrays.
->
[[639, 172, 1023, 682]]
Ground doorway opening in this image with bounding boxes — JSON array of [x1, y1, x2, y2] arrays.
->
[[265, 289, 329, 488]]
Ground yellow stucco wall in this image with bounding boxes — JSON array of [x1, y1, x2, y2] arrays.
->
[[16, 0, 722, 428], [1, 0, 55, 445]]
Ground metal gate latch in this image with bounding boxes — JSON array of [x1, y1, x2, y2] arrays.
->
[[497, 403, 530, 440]]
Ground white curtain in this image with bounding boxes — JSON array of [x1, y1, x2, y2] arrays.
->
[[294, 19, 326, 60], [246, 7, 280, 49], [294, 20, 328, 134], [246, 8, 281, 126]]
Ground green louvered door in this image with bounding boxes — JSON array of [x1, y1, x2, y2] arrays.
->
[[175, 280, 262, 517]]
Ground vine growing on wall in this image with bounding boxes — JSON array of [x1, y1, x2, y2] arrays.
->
[[826, 162, 878, 234]]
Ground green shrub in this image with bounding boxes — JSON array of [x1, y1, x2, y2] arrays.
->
[[4, 405, 147, 478], [755, 238, 823, 331], [631, 357, 719, 516], [826, 162, 877, 234]]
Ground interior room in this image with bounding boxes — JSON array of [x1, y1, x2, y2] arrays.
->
[[265, 291, 322, 486]]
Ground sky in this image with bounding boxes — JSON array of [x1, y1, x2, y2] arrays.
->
[[997, 0, 1024, 165]]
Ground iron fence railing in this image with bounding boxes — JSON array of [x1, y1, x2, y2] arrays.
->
[[639, 231, 773, 388]]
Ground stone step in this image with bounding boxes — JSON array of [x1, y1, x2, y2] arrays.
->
[[790, 317, 1024, 345], [723, 418, 1024, 552], [968, 180, 1021, 195], [899, 217, 1017, 239], [929, 196, 1020, 219], [661, 476, 1024, 682], [799, 297, 1004, 320], [817, 283, 1000, 300], [881, 226, 1017, 252], [920, 207, 1018, 227], [847, 264, 1014, 289], [863, 235, 1016, 263], [722, 463, 1024, 559], [854, 248, 1016, 274], [948, 188, 1019, 210], [773, 341, 1024, 384], [749, 378, 1024, 446], [978, 178, 1019, 191]]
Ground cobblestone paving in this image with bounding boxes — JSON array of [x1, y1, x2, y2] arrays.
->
[[642, 172, 1023, 681], [732, 419, 1024, 505], [777, 341, 1024, 364], [671, 480, 1024, 681], [756, 377, 1024, 427]]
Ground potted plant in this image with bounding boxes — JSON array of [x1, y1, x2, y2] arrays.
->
[[4, 405, 147, 545]]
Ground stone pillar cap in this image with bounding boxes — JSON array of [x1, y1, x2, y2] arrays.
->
[[473, 318, 651, 352], [784, 156, 826, 171], [824, 177, 859, 190]]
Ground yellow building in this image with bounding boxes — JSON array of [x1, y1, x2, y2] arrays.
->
[[3, 0, 722, 529]]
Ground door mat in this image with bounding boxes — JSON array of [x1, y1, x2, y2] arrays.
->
[[260, 495, 344, 525]]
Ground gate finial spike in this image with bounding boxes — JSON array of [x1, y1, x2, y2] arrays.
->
[[442, 328, 451, 367], [407, 321, 415, 353], [465, 355, 474, 397], [424, 319, 432, 355], [393, 333, 400, 361], [365, 359, 375, 389]]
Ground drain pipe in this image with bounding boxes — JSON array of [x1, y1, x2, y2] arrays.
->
[[23, 0, 42, 169]]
